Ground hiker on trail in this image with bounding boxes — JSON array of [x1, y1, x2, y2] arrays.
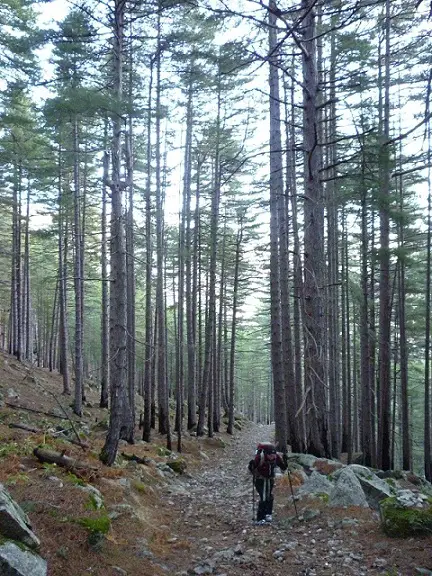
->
[[248, 442, 288, 524]]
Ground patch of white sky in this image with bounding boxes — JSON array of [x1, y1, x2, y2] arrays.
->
[[30, 0, 432, 316]]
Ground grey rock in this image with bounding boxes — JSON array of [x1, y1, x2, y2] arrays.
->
[[0, 485, 40, 549], [297, 471, 333, 497], [77, 484, 104, 509], [191, 561, 214, 575], [112, 568, 127, 576], [328, 468, 369, 508], [372, 557, 388, 568], [357, 474, 393, 509], [0, 541, 47, 576], [395, 489, 427, 508], [416, 569, 432, 575], [288, 454, 317, 468]]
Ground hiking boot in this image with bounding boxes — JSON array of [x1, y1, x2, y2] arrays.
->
[[265, 514, 272, 523], [254, 519, 267, 525]]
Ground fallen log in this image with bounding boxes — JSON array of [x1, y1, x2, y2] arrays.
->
[[33, 447, 98, 473], [9, 423, 41, 433], [9, 423, 89, 450], [5, 402, 67, 420], [121, 452, 152, 466]]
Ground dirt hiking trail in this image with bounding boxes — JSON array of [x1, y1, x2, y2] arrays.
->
[[159, 422, 432, 576]]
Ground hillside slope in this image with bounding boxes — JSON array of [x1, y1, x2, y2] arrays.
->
[[0, 351, 431, 575]]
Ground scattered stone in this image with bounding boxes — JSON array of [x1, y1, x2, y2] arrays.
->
[[0, 541, 47, 576], [372, 557, 388, 568], [0, 484, 40, 548]]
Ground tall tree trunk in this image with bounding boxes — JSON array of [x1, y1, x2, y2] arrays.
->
[[327, 25, 341, 458], [125, 122, 136, 435], [100, 0, 129, 466], [197, 95, 221, 437], [425, 119, 432, 482], [398, 175, 410, 470], [267, 2, 287, 452], [289, 55, 305, 450], [73, 116, 83, 417], [377, 0, 392, 471], [301, 0, 328, 457], [155, 13, 169, 437], [23, 182, 31, 361], [227, 218, 243, 435], [143, 59, 154, 443], [100, 147, 110, 408]]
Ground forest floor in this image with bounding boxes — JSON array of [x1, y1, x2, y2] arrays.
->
[[0, 350, 431, 576]]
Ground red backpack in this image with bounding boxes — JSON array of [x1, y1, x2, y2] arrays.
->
[[255, 442, 277, 478]]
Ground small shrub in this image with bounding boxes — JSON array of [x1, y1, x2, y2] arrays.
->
[[5, 473, 29, 486], [66, 472, 86, 486], [56, 546, 68, 559], [42, 462, 58, 473], [0, 443, 20, 458], [77, 515, 111, 535]]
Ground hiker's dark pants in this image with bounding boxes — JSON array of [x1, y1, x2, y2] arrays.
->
[[254, 478, 274, 521]]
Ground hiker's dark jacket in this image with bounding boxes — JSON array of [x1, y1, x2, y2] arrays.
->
[[248, 451, 287, 479]]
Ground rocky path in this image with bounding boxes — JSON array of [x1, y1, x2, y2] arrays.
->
[[158, 423, 408, 576]]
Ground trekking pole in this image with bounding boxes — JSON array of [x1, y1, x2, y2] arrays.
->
[[284, 453, 299, 519]]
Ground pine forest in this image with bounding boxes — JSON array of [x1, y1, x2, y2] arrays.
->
[[1, 0, 432, 478]]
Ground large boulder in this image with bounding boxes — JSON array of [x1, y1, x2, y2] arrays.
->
[[297, 471, 333, 499], [288, 454, 317, 469], [334, 465, 394, 509], [329, 468, 369, 508], [0, 485, 40, 549], [0, 541, 47, 576]]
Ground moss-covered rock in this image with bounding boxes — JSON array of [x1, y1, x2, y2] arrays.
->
[[166, 459, 187, 474], [380, 496, 432, 537]]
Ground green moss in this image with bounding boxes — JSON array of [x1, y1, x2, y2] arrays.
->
[[380, 497, 432, 537], [85, 494, 103, 511], [166, 459, 187, 474], [157, 447, 172, 457], [66, 472, 85, 486], [316, 492, 329, 503], [76, 515, 111, 535], [55, 546, 68, 559], [5, 473, 29, 486], [132, 480, 147, 493]]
